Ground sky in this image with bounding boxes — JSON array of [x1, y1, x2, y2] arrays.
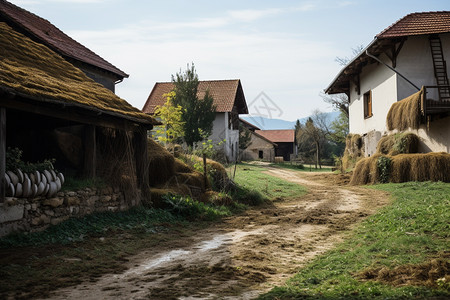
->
[[9, 0, 450, 121]]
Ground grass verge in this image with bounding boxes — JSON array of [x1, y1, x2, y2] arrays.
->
[[259, 181, 450, 299], [231, 163, 307, 201]]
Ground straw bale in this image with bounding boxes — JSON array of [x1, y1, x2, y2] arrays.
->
[[350, 154, 380, 185], [342, 134, 364, 170], [0, 22, 156, 124], [377, 133, 419, 156], [147, 139, 175, 186], [386, 88, 423, 131], [391, 153, 450, 183]]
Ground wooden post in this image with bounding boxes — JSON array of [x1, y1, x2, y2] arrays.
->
[[0, 107, 5, 202], [203, 153, 207, 189], [83, 125, 96, 179], [134, 127, 149, 192]]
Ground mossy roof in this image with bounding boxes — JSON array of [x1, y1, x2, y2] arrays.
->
[[0, 22, 157, 125]]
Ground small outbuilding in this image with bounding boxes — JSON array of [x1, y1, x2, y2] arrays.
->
[[254, 130, 296, 161]]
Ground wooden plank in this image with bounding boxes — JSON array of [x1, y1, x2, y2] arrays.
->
[[83, 125, 96, 179], [0, 107, 5, 202]]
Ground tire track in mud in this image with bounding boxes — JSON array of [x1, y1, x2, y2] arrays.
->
[[44, 168, 388, 300]]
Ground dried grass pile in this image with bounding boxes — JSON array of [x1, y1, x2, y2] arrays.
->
[[147, 138, 175, 186], [342, 134, 364, 170], [350, 154, 381, 185], [377, 133, 419, 156], [358, 256, 449, 288], [351, 130, 450, 184], [386, 88, 423, 131], [390, 153, 450, 183]]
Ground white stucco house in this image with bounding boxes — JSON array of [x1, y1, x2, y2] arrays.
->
[[142, 79, 248, 162], [325, 11, 450, 156]]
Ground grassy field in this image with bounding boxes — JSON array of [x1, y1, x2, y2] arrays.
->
[[231, 163, 307, 200], [259, 181, 450, 299]]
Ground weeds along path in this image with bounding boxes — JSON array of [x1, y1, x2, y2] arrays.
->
[[44, 167, 389, 300]]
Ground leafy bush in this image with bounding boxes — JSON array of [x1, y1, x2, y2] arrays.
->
[[6, 147, 55, 172], [376, 156, 392, 183]]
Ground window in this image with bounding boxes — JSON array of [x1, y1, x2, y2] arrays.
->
[[364, 90, 372, 118]]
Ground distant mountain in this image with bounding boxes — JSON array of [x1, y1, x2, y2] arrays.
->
[[241, 111, 340, 130]]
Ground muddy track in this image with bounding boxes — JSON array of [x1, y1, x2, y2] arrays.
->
[[44, 168, 389, 300]]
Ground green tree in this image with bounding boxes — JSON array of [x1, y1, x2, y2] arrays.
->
[[239, 123, 252, 150], [154, 91, 184, 149], [329, 111, 349, 145], [172, 64, 216, 147]]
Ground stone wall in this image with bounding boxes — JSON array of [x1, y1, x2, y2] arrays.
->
[[0, 186, 140, 237]]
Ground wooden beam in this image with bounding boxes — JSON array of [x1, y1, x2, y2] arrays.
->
[[83, 125, 96, 179], [0, 107, 5, 202], [0, 94, 151, 132]]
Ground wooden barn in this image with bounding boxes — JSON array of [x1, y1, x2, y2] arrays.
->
[[0, 21, 158, 202]]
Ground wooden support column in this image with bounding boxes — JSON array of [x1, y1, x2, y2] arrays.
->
[[0, 107, 5, 202], [83, 125, 96, 179], [134, 127, 149, 194]]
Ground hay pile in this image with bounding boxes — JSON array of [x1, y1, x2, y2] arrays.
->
[[342, 134, 364, 171], [390, 153, 450, 183], [377, 132, 419, 156], [147, 140, 230, 205], [351, 131, 450, 184], [386, 88, 423, 131]]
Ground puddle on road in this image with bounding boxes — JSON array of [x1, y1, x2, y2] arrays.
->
[[123, 228, 268, 277]]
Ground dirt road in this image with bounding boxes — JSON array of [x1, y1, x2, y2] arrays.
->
[[44, 168, 389, 300]]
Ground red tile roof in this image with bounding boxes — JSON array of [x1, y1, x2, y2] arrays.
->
[[255, 130, 295, 143], [0, 0, 128, 79], [142, 80, 248, 114], [377, 11, 450, 39]]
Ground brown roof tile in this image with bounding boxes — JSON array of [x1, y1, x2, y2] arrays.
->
[[377, 11, 450, 39], [142, 80, 248, 114], [254, 130, 295, 143], [0, 0, 128, 78]]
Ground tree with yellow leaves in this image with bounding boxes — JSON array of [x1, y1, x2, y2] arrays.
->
[[154, 91, 184, 149]]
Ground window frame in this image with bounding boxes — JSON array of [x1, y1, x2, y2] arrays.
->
[[363, 90, 373, 119]]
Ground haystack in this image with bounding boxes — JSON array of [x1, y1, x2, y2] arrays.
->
[[390, 153, 450, 183], [349, 154, 381, 185], [377, 133, 419, 156], [386, 88, 423, 131], [342, 134, 364, 171], [147, 138, 175, 186]]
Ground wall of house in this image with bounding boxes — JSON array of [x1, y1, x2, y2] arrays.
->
[[241, 134, 275, 162], [209, 113, 239, 162], [395, 34, 450, 101], [350, 33, 450, 156], [0, 186, 139, 237], [349, 55, 397, 137]]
